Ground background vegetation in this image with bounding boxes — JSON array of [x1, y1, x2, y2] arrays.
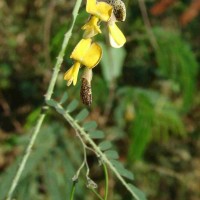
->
[[0, 0, 200, 199]]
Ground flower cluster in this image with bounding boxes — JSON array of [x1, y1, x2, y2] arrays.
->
[[64, 0, 126, 104]]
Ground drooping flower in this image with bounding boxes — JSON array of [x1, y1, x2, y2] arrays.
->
[[106, 0, 126, 48], [82, 16, 101, 38], [84, 0, 126, 48], [82, 0, 113, 38], [64, 38, 102, 86]]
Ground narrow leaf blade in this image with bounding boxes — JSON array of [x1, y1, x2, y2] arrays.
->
[[56, 107, 65, 115], [99, 141, 112, 151], [110, 160, 134, 180], [118, 168, 134, 180], [46, 99, 57, 107], [67, 100, 78, 112], [75, 109, 89, 122], [128, 184, 147, 200], [105, 150, 119, 159], [83, 121, 97, 131], [110, 159, 123, 168], [89, 130, 105, 139], [60, 92, 68, 104]]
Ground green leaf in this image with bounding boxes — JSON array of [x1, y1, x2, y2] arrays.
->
[[105, 150, 119, 159], [60, 92, 68, 104], [75, 109, 89, 122], [83, 121, 97, 131], [66, 100, 78, 112], [128, 184, 147, 200], [110, 159, 123, 168], [118, 168, 134, 180], [56, 107, 65, 115], [99, 141, 112, 151], [100, 43, 126, 83], [110, 160, 134, 180], [89, 130, 105, 139], [46, 99, 57, 107]]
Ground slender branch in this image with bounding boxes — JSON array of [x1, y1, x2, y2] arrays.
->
[[91, 188, 104, 200], [50, 102, 141, 200], [138, 0, 158, 50], [72, 130, 88, 180], [5, 1, 83, 199], [6, 114, 45, 200], [70, 181, 77, 200], [75, 132, 106, 199]]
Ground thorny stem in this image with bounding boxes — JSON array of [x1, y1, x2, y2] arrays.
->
[[5, 1, 83, 200]]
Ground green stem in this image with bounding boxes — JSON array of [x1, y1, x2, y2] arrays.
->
[[5, 1, 82, 200], [70, 182, 77, 200], [91, 188, 104, 200], [6, 114, 45, 200], [103, 163, 109, 200], [51, 102, 141, 200], [72, 130, 87, 180]]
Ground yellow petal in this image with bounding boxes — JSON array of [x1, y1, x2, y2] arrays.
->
[[108, 23, 126, 48], [86, 0, 96, 13], [64, 62, 81, 86], [70, 39, 92, 61], [95, 2, 113, 21], [70, 39, 102, 69], [86, 0, 113, 22], [82, 42, 102, 68], [82, 16, 101, 38]]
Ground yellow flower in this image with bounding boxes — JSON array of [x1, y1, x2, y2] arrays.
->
[[82, 0, 113, 38], [64, 38, 102, 86], [106, 0, 126, 48], [86, 0, 113, 22], [82, 16, 101, 38], [85, 0, 126, 48], [64, 62, 80, 86]]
